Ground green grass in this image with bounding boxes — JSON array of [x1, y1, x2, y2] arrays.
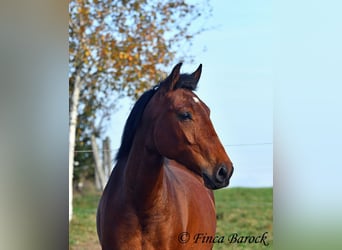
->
[[214, 188, 273, 250], [69, 185, 101, 250], [69, 187, 272, 250]]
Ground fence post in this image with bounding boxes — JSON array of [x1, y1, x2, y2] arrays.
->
[[91, 134, 106, 190]]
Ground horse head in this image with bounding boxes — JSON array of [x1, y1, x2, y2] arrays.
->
[[143, 63, 234, 189]]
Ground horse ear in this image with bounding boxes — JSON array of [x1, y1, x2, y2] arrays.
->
[[191, 64, 202, 86], [161, 62, 182, 92]]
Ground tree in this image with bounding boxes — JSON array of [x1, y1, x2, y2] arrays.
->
[[69, 0, 212, 221]]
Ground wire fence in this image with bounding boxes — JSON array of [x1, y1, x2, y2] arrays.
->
[[74, 142, 273, 153]]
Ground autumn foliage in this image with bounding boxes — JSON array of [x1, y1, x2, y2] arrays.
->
[[69, 0, 211, 178]]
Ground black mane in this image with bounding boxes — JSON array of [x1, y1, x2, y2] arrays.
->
[[115, 73, 198, 161]]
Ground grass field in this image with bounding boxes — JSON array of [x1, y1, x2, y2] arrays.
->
[[69, 185, 272, 250]]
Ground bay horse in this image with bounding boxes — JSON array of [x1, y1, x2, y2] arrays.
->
[[97, 63, 234, 250]]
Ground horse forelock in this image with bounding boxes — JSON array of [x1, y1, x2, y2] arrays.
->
[[174, 73, 198, 91]]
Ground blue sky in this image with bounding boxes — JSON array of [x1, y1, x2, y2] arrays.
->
[[107, 0, 272, 187]]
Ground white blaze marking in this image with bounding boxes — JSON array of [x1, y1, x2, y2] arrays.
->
[[193, 96, 200, 103]]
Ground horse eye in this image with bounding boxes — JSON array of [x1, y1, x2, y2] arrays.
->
[[178, 112, 192, 121]]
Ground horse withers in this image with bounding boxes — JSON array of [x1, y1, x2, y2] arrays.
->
[[97, 63, 234, 250]]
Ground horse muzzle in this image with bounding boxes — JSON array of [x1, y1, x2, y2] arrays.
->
[[202, 164, 234, 190]]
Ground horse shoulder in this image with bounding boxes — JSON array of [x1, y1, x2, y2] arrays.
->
[[164, 160, 216, 226]]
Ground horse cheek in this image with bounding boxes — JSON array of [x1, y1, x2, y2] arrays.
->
[[183, 126, 196, 145], [153, 125, 179, 158]]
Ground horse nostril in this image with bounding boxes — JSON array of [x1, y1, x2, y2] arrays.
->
[[216, 165, 228, 182]]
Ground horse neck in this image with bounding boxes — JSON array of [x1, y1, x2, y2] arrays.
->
[[123, 126, 167, 211]]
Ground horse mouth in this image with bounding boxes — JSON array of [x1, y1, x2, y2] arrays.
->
[[202, 173, 229, 190]]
